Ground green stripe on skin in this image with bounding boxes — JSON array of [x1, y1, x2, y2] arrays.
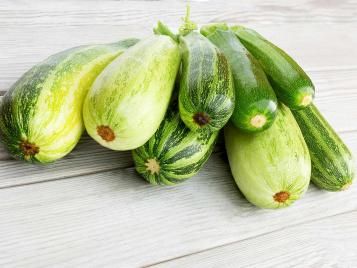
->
[[132, 109, 218, 185]]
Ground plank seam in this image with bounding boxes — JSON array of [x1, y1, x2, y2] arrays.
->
[[0, 166, 133, 190], [142, 208, 357, 267]]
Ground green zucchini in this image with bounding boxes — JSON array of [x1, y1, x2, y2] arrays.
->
[[225, 103, 311, 209], [83, 35, 181, 150], [178, 31, 235, 134], [292, 104, 355, 191], [133, 106, 218, 185], [231, 25, 315, 110], [0, 39, 138, 163], [201, 24, 278, 132]]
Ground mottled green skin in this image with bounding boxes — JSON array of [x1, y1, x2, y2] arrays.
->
[[179, 31, 235, 134], [202, 26, 277, 132], [83, 35, 181, 150], [133, 108, 218, 186], [0, 39, 138, 163], [224, 104, 311, 209], [292, 104, 355, 191], [231, 26, 315, 110]]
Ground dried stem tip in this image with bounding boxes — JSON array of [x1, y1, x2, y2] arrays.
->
[[301, 95, 313, 107], [193, 112, 211, 127], [145, 158, 160, 175], [273, 191, 290, 203], [250, 114, 267, 128], [97, 126, 115, 142], [20, 140, 39, 156]]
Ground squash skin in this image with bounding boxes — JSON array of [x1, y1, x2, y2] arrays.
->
[[292, 104, 355, 191], [224, 104, 311, 209], [83, 35, 181, 151], [0, 39, 138, 163], [178, 31, 235, 134], [133, 107, 218, 185], [231, 25, 315, 110], [202, 26, 277, 132]]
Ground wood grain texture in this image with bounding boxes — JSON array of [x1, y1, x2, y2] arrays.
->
[[150, 211, 357, 268], [0, 152, 356, 267], [1, 0, 357, 267], [0, 134, 133, 188], [1, 0, 357, 90]]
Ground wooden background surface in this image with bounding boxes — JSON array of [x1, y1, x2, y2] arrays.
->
[[1, 0, 357, 267]]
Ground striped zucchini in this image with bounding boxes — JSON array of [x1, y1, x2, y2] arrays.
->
[[201, 24, 278, 132], [225, 103, 311, 209], [0, 39, 138, 163], [83, 35, 181, 150], [133, 107, 218, 185], [292, 104, 355, 191], [231, 25, 315, 110], [178, 31, 235, 133]]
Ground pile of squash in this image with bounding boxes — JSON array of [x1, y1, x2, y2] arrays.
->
[[0, 8, 354, 209]]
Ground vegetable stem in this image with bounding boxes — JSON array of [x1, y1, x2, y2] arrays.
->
[[179, 5, 197, 36], [153, 21, 179, 42]]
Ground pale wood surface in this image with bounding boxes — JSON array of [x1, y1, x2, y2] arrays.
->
[[0, 0, 357, 267]]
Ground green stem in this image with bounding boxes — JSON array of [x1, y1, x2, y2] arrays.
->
[[153, 21, 179, 42], [179, 5, 197, 36], [200, 23, 229, 37]]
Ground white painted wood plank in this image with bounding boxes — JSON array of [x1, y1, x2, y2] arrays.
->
[[1, 0, 357, 90], [0, 149, 356, 267], [0, 134, 133, 186], [0, 1, 356, 266], [150, 211, 357, 268]]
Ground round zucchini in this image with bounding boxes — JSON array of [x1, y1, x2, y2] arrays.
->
[[133, 107, 218, 185]]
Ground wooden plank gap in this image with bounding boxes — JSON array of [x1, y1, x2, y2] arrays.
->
[[144, 208, 357, 268]]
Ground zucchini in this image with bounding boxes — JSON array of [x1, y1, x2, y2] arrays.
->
[[292, 104, 355, 191], [201, 24, 277, 132], [0, 39, 138, 163], [224, 103, 311, 209], [178, 31, 235, 133], [83, 35, 181, 150], [231, 25, 315, 110], [133, 106, 218, 185]]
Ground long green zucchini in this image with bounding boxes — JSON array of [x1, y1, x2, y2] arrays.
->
[[178, 31, 235, 133], [83, 35, 181, 150], [0, 39, 138, 163], [292, 104, 355, 191], [231, 25, 315, 110], [201, 24, 277, 132], [133, 106, 218, 185], [225, 103, 311, 209]]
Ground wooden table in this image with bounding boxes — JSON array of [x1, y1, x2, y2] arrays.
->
[[1, 0, 357, 267]]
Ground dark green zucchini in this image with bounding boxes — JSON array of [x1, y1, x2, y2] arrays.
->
[[132, 107, 218, 185], [231, 25, 315, 110], [292, 104, 355, 191], [201, 24, 278, 132], [178, 31, 235, 133]]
